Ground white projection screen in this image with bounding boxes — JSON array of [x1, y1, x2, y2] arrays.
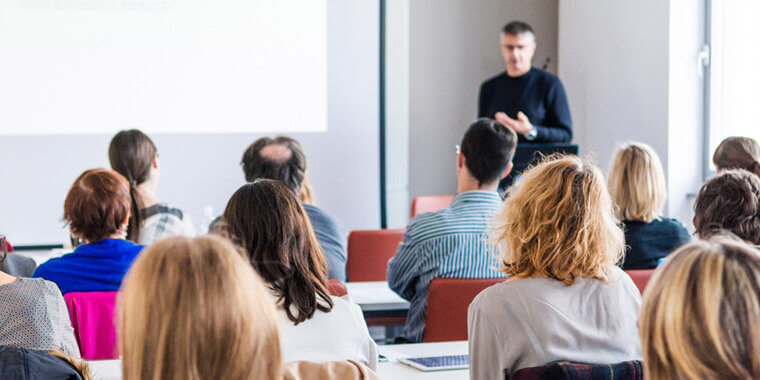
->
[[0, 1, 381, 245], [0, 0, 327, 134]]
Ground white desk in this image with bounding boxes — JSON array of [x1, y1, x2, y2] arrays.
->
[[345, 281, 409, 318], [378, 341, 469, 379], [89, 341, 469, 380]]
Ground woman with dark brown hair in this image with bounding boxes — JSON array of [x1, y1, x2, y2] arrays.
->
[[223, 179, 376, 369], [109, 129, 195, 245], [693, 169, 760, 245], [33, 169, 143, 294], [712, 136, 760, 178]]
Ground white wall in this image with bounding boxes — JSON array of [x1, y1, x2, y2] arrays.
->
[[0, 0, 380, 244], [559, 0, 705, 228], [400, 0, 558, 227]]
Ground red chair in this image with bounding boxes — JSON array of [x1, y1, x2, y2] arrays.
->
[[346, 229, 405, 282], [423, 278, 503, 342], [64, 292, 119, 360], [327, 279, 348, 297], [625, 269, 655, 295], [410, 195, 455, 217]]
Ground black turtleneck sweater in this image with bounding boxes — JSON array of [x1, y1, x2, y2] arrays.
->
[[478, 67, 572, 143]]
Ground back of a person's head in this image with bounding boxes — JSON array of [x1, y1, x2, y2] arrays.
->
[[64, 169, 130, 243], [640, 236, 760, 379], [108, 129, 158, 240], [492, 154, 624, 285], [119, 235, 281, 380], [694, 169, 760, 244], [460, 118, 517, 186], [713, 136, 760, 178], [608, 142, 667, 222], [222, 178, 332, 324], [241, 136, 306, 195]]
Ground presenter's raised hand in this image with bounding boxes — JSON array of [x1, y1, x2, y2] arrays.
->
[[495, 111, 533, 135]]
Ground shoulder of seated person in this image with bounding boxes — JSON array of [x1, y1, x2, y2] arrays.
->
[[283, 360, 378, 380], [406, 209, 449, 230]]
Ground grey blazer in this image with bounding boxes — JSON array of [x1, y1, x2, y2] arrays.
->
[[0, 254, 37, 277]]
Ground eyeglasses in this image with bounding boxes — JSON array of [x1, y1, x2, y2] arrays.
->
[[455, 144, 461, 155], [0, 234, 7, 258]]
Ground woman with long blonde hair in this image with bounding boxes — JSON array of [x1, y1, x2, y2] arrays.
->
[[640, 236, 760, 379], [608, 142, 690, 269], [468, 155, 642, 379], [119, 235, 282, 380]]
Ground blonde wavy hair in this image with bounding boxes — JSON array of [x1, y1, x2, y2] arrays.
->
[[491, 154, 624, 285], [608, 142, 667, 222], [119, 236, 281, 380], [640, 236, 760, 379]]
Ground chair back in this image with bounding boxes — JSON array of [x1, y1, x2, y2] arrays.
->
[[327, 279, 348, 297], [423, 278, 503, 342], [510, 360, 643, 380], [64, 291, 119, 360], [625, 269, 655, 295], [410, 195, 455, 217], [346, 229, 405, 281]]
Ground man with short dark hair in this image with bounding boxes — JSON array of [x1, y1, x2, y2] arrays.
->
[[241, 136, 347, 281], [387, 119, 518, 342], [478, 20, 572, 143]]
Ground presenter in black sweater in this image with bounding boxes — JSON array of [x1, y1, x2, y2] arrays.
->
[[479, 21, 572, 143]]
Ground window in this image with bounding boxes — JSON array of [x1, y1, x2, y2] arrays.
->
[[707, 0, 760, 166]]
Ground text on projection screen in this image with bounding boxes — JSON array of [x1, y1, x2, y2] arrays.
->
[[0, 0, 327, 135]]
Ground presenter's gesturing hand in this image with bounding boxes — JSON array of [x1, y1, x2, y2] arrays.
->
[[495, 111, 533, 136]]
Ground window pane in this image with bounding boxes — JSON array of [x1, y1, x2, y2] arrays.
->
[[709, 0, 760, 159]]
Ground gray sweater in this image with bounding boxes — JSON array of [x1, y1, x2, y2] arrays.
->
[[468, 267, 642, 379]]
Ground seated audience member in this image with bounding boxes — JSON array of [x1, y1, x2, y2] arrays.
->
[[0, 236, 36, 277], [0, 347, 91, 378], [387, 118, 517, 343], [119, 235, 377, 380], [222, 179, 376, 369], [608, 142, 690, 269], [0, 234, 80, 356], [693, 169, 760, 245], [640, 236, 760, 379], [713, 136, 760, 177], [469, 155, 642, 379], [109, 129, 195, 245], [241, 136, 347, 281], [33, 169, 144, 294]]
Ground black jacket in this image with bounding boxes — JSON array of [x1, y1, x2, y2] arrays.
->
[[0, 346, 85, 380]]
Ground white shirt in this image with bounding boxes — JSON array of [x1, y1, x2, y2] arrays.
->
[[278, 294, 378, 370], [468, 266, 642, 379]]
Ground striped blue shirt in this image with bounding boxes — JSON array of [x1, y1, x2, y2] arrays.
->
[[387, 191, 506, 342]]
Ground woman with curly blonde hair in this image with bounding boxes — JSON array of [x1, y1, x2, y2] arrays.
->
[[468, 154, 642, 379], [640, 236, 760, 379]]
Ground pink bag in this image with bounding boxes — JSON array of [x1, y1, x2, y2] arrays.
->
[[64, 292, 119, 360]]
